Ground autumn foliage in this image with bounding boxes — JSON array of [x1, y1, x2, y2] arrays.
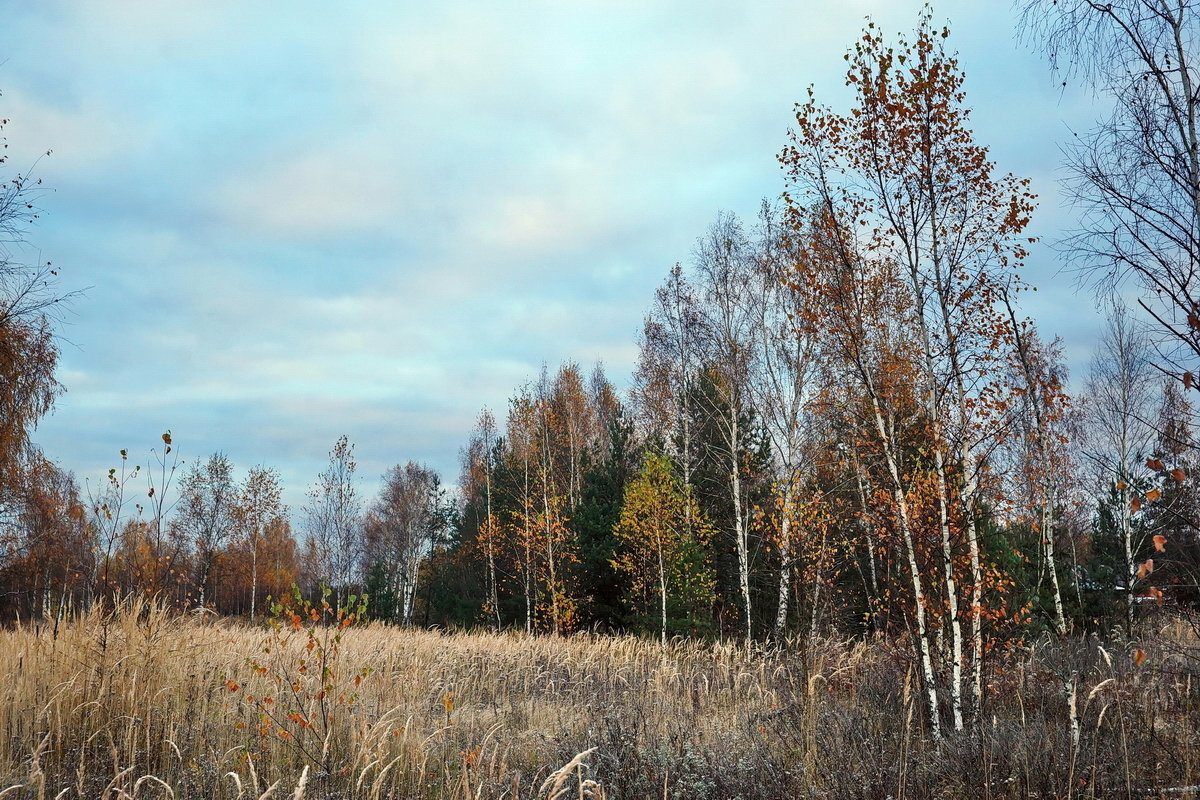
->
[[5, 12, 1200, 797]]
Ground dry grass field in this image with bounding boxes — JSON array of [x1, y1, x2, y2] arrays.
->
[[1, 601, 1198, 799]]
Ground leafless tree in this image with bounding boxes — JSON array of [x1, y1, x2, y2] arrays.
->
[[364, 461, 443, 625], [1021, 0, 1200, 383], [692, 212, 760, 647], [304, 436, 362, 604], [1083, 301, 1159, 633], [176, 453, 237, 609]]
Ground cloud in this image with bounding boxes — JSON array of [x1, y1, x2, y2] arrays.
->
[[1, 88, 140, 178], [12, 0, 1109, 512], [219, 145, 410, 238]]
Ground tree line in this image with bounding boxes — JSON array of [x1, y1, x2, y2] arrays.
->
[[0, 427, 453, 626]]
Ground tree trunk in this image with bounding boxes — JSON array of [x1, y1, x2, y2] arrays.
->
[[730, 413, 752, 648], [872, 401, 941, 740], [250, 535, 258, 621], [1121, 481, 1135, 637], [543, 484, 559, 636], [659, 549, 668, 647], [931, 446, 965, 732], [485, 447, 501, 632], [774, 487, 792, 637], [961, 480, 986, 722], [197, 552, 212, 610]]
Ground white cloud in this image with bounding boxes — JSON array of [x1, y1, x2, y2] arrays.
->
[[1, 88, 141, 176], [219, 145, 408, 237]]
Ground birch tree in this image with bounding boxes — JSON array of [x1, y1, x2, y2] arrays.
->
[[304, 435, 362, 604], [237, 466, 284, 620], [0, 110, 74, 513], [746, 203, 819, 637], [504, 388, 540, 634], [364, 462, 443, 625], [176, 453, 237, 609], [633, 265, 704, 488], [692, 213, 760, 646], [1084, 303, 1158, 634], [1021, 0, 1200, 384], [788, 203, 944, 739], [1002, 301, 1074, 635], [533, 368, 577, 634], [782, 12, 1037, 733]]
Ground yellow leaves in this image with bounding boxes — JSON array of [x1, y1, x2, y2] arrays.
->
[[1145, 488, 1162, 502], [1153, 534, 1167, 552], [1136, 558, 1154, 580]]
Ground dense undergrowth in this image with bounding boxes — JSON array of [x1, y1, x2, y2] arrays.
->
[[0, 600, 1197, 799]]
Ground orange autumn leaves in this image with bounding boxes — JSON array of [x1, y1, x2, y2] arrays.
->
[[1127, 456, 1186, 515]]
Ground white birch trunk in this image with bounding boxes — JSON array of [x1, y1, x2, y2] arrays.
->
[[871, 401, 941, 740], [729, 408, 752, 647]]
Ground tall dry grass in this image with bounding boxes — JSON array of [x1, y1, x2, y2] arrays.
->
[[0, 600, 1197, 798]]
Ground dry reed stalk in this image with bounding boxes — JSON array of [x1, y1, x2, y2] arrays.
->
[[537, 748, 595, 800], [290, 765, 308, 800]]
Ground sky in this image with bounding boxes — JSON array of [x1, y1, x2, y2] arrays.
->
[[1, 0, 1104, 513]]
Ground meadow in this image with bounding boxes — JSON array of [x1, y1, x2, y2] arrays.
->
[[0, 601, 1194, 799]]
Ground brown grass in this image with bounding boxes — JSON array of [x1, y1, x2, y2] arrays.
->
[[0, 600, 1198, 798]]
